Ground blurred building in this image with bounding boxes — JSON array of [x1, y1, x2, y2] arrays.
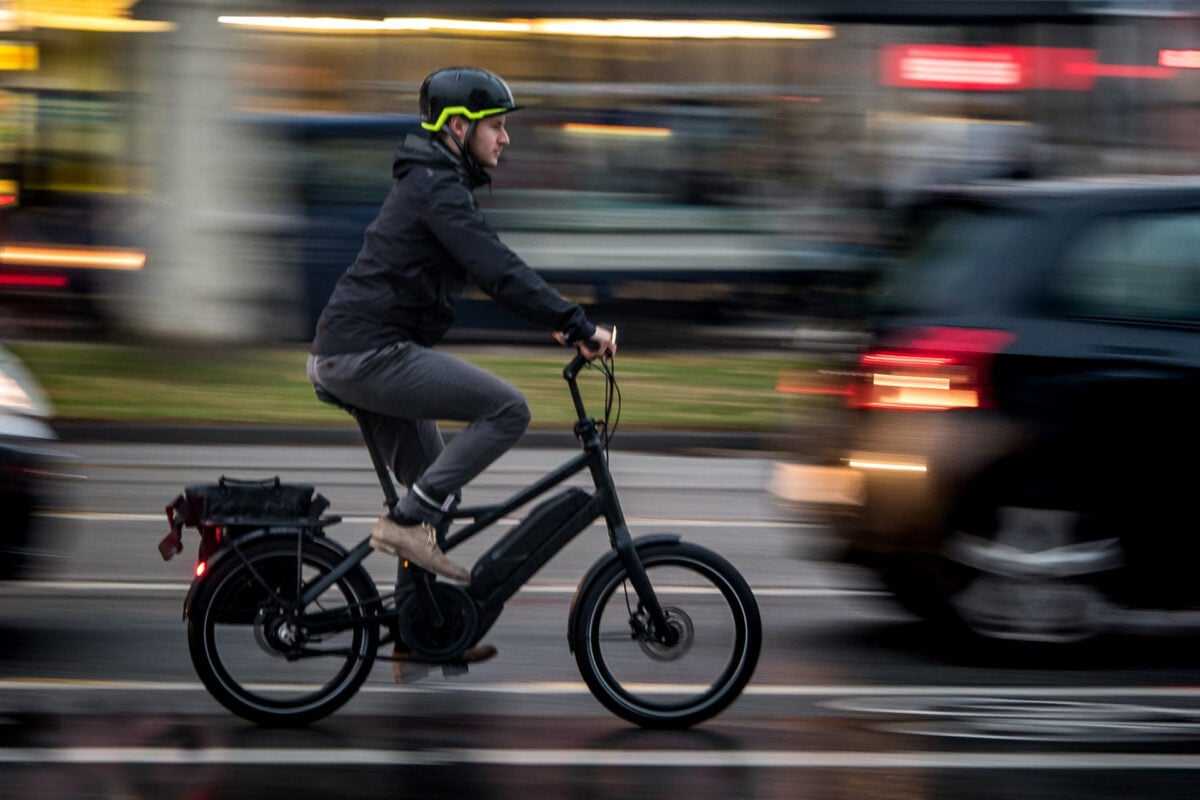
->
[[0, 1, 1198, 340]]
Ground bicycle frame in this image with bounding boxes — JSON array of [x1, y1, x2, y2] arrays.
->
[[278, 352, 676, 650]]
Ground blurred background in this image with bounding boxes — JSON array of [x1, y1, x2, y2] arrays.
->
[[0, 0, 1197, 346]]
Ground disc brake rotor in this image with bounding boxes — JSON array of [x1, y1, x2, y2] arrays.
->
[[637, 606, 694, 661]]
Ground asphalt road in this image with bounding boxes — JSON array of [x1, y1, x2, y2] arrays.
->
[[4, 443, 1200, 799]]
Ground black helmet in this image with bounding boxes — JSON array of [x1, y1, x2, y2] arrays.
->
[[419, 66, 521, 133]]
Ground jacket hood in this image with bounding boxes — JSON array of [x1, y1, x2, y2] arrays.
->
[[393, 133, 489, 188]]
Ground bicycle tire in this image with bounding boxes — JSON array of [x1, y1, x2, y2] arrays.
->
[[187, 536, 380, 726], [572, 540, 761, 728]]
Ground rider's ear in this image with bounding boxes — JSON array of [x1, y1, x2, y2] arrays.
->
[[448, 115, 470, 138]]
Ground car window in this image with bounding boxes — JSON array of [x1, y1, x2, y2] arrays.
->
[[1049, 211, 1200, 325], [874, 206, 1029, 314]]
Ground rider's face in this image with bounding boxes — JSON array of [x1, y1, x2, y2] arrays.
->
[[467, 115, 509, 168]]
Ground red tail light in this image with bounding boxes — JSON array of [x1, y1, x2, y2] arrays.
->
[[849, 327, 1015, 411]]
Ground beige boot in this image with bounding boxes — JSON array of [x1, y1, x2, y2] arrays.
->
[[369, 516, 470, 583], [390, 642, 498, 684]]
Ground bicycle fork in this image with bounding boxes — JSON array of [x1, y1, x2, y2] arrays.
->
[[585, 434, 676, 648]]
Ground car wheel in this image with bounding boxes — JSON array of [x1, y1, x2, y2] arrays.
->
[[940, 461, 1124, 644]]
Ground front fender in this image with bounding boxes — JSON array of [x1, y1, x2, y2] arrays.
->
[[567, 534, 681, 652], [182, 529, 347, 621]]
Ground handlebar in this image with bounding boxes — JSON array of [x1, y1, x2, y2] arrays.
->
[[563, 325, 617, 422]]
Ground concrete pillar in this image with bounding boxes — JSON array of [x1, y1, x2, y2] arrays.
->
[[127, 0, 297, 342]]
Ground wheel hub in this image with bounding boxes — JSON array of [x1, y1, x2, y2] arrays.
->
[[637, 606, 694, 661], [253, 607, 303, 657]]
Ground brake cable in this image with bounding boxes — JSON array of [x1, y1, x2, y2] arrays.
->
[[587, 355, 621, 460]]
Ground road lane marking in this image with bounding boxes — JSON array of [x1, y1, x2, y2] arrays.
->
[[0, 580, 880, 598], [38, 511, 811, 529], [3, 677, 1200, 700], [4, 747, 1200, 769]]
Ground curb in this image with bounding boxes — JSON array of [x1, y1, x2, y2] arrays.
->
[[50, 422, 805, 456]]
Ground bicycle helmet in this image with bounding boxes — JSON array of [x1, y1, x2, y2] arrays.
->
[[419, 66, 521, 133]]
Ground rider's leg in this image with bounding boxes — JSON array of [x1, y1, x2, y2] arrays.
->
[[363, 413, 444, 490], [348, 345, 531, 527], [362, 415, 498, 677], [309, 342, 528, 580], [358, 414, 443, 593]]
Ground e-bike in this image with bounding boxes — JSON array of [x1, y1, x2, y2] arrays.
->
[[161, 351, 761, 728]]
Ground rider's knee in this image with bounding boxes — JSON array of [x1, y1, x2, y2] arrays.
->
[[496, 394, 531, 437]]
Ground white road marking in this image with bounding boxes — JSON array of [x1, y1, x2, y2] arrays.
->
[[38, 511, 810, 529], [2, 746, 1200, 769], [1, 677, 1199, 700], [0, 580, 880, 598]]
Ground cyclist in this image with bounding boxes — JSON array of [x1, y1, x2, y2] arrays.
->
[[306, 66, 615, 659]]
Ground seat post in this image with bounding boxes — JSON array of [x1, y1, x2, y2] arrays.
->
[[350, 409, 401, 511], [315, 384, 401, 513]]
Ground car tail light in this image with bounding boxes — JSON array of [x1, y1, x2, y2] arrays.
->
[[849, 326, 1015, 411]]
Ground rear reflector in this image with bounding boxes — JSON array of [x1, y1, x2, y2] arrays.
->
[[850, 327, 1015, 411]]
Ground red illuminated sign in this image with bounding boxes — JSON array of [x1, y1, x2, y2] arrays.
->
[[883, 44, 1174, 91], [882, 45, 1035, 91]]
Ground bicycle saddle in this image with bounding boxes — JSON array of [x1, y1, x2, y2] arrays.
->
[[313, 384, 351, 412]]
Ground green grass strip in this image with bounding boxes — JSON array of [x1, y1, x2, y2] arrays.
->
[[10, 342, 831, 432]]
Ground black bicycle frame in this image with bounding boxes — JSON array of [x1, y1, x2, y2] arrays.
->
[[290, 353, 675, 646]]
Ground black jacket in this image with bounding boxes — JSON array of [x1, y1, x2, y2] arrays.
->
[[311, 134, 594, 356]]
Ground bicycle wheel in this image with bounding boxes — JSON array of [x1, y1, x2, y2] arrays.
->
[[573, 540, 761, 728], [187, 536, 380, 726]]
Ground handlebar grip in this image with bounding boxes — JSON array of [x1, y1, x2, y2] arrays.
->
[[582, 324, 616, 354]]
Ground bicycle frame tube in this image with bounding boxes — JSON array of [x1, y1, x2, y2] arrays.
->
[[443, 450, 593, 549]]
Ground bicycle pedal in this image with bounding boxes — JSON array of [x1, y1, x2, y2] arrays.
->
[[441, 663, 469, 678]]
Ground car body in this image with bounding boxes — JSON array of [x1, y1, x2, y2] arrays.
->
[[828, 176, 1200, 645], [0, 344, 57, 578]]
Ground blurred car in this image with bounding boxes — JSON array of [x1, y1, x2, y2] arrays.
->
[[829, 176, 1200, 646], [0, 344, 56, 578]]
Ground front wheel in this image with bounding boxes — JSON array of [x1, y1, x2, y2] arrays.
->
[[187, 536, 380, 726], [572, 541, 761, 728]]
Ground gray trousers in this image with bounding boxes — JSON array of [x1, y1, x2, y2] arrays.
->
[[307, 342, 531, 523]]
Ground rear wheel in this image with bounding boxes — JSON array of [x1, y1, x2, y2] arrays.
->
[[941, 460, 1123, 644], [572, 541, 760, 728], [188, 537, 380, 726]]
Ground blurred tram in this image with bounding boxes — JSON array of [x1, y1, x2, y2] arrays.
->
[[239, 106, 834, 342]]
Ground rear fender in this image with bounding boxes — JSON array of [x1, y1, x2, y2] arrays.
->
[[567, 534, 681, 652], [182, 529, 349, 621]]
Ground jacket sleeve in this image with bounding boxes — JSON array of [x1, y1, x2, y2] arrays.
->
[[423, 175, 595, 342]]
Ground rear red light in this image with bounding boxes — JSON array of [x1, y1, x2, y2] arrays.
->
[[849, 327, 1015, 411], [0, 273, 69, 288]]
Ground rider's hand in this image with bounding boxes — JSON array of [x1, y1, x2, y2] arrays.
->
[[578, 325, 616, 361]]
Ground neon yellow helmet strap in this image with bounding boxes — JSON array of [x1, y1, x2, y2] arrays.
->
[[421, 105, 509, 132]]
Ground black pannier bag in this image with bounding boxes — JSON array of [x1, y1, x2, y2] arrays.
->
[[159, 476, 331, 562]]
